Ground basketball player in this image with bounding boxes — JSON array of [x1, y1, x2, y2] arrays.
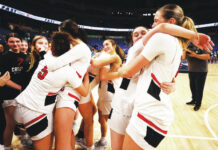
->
[[117, 4, 214, 150], [14, 32, 90, 150]]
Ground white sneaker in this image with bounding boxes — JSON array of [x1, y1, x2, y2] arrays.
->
[[20, 135, 33, 148], [75, 136, 86, 149], [94, 140, 108, 150]]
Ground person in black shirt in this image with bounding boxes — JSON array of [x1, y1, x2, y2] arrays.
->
[[0, 33, 26, 150], [0, 72, 10, 149], [184, 45, 210, 111]]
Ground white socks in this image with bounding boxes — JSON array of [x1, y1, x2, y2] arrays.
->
[[100, 137, 106, 143], [86, 145, 95, 150]]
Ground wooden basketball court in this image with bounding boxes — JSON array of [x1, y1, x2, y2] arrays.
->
[[12, 64, 218, 150]]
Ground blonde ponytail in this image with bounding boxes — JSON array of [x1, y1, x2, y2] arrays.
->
[[178, 16, 198, 50]]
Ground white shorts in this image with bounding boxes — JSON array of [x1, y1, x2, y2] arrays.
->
[[56, 87, 81, 112], [14, 104, 53, 141], [80, 88, 91, 104], [97, 100, 112, 115], [126, 111, 167, 149], [108, 108, 131, 135], [2, 99, 17, 108]]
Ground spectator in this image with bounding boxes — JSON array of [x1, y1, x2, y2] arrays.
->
[[20, 40, 29, 55], [0, 32, 26, 150]]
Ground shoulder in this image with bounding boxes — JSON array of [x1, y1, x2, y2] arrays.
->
[[76, 42, 90, 50], [151, 33, 176, 41], [147, 33, 178, 49]]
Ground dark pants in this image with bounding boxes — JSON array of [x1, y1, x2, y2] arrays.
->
[[188, 72, 207, 107], [0, 102, 6, 145]]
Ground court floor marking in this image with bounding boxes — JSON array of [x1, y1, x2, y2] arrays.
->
[[204, 103, 218, 138], [167, 103, 218, 141], [167, 134, 218, 141]]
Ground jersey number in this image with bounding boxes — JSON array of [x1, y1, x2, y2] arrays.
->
[[38, 66, 48, 80]]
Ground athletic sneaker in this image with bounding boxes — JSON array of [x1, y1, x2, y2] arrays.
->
[[20, 135, 33, 148], [75, 136, 86, 149], [94, 140, 108, 150]]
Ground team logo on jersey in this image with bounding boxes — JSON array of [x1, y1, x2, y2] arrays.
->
[[17, 57, 24, 66]]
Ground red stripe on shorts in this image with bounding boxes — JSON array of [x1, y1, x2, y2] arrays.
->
[[68, 93, 80, 102], [151, 73, 160, 86], [24, 114, 46, 127], [137, 112, 167, 135], [48, 92, 57, 95]]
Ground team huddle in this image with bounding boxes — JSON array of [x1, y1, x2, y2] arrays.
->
[[0, 4, 214, 150]]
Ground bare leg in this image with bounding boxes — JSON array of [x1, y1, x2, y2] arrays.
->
[[79, 101, 95, 147], [110, 129, 125, 150], [98, 110, 108, 138], [33, 133, 53, 150], [122, 133, 143, 150], [3, 106, 15, 147], [54, 108, 75, 150]]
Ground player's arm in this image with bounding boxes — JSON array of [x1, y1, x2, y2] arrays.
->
[[119, 55, 150, 78], [91, 54, 118, 68], [99, 67, 121, 81], [142, 23, 214, 52], [74, 72, 90, 97], [120, 33, 168, 78], [46, 44, 86, 71]]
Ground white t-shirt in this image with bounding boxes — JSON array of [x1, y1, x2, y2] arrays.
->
[[45, 42, 91, 79], [44, 42, 91, 100], [140, 33, 182, 83], [134, 33, 182, 128], [111, 39, 144, 115], [16, 59, 82, 114]]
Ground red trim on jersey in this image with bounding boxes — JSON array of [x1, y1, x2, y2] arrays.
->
[[175, 56, 182, 78], [137, 112, 167, 135], [76, 71, 82, 78], [24, 114, 46, 127], [89, 72, 96, 77], [60, 88, 64, 92], [68, 93, 80, 102], [108, 80, 113, 84], [48, 92, 57, 95], [151, 73, 160, 86]]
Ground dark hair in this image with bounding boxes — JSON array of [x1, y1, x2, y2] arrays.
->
[[130, 26, 148, 46], [157, 4, 197, 49], [59, 19, 88, 44], [51, 32, 78, 57], [106, 39, 125, 63], [59, 19, 79, 38], [5, 32, 22, 42]]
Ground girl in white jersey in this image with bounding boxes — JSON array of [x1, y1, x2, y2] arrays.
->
[[108, 26, 179, 150], [116, 4, 214, 150], [91, 39, 125, 148], [43, 19, 95, 150], [14, 32, 90, 150]]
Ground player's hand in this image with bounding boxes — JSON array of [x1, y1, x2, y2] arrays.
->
[[160, 78, 176, 95], [191, 33, 214, 52]]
